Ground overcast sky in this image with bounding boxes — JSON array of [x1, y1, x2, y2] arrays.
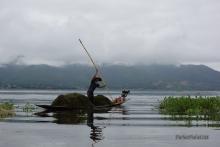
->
[[0, 0, 220, 70]]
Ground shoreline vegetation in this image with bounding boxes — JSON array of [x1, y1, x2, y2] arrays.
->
[[159, 96, 220, 121], [0, 102, 15, 119]]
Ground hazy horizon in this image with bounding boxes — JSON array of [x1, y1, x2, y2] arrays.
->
[[1, 58, 220, 72]]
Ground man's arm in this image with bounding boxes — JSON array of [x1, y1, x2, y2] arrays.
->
[[97, 81, 106, 88], [92, 69, 99, 79]]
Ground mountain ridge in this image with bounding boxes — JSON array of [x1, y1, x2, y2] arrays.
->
[[0, 64, 220, 90]]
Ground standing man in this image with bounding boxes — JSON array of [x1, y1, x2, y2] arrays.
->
[[87, 70, 105, 105]]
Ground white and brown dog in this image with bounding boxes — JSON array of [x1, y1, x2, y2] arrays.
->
[[112, 90, 130, 104]]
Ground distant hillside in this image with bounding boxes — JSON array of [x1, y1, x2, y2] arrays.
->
[[0, 64, 220, 90]]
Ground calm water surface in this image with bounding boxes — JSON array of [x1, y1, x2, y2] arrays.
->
[[0, 90, 220, 147]]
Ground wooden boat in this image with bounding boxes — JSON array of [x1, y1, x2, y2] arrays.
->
[[36, 99, 127, 111]]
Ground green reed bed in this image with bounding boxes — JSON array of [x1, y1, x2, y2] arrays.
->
[[159, 96, 220, 121], [0, 102, 15, 119]]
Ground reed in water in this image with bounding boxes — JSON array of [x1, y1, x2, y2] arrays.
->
[[159, 96, 220, 121], [0, 102, 15, 119]]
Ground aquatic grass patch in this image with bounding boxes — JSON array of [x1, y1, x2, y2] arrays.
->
[[0, 102, 15, 119], [159, 96, 220, 121], [0, 102, 14, 110], [22, 102, 37, 112]]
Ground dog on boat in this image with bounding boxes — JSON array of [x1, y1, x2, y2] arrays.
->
[[112, 90, 130, 104]]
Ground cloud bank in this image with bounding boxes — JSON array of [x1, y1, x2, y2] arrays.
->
[[0, 0, 220, 69]]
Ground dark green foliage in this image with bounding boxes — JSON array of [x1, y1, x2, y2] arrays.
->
[[159, 96, 220, 120], [52, 93, 90, 108], [94, 95, 113, 106], [51, 93, 112, 108]]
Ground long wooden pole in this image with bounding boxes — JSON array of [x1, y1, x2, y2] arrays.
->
[[79, 39, 114, 100], [78, 39, 98, 72]]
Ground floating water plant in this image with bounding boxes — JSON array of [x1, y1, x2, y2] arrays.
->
[[159, 96, 220, 121], [23, 102, 37, 112], [0, 102, 15, 119]]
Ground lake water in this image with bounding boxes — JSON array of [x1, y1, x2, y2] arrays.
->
[[0, 90, 220, 147]]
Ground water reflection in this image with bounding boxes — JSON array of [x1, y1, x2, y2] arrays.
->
[[53, 110, 87, 124], [162, 114, 220, 127], [35, 106, 121, 143], [87, 108, 104, 143]]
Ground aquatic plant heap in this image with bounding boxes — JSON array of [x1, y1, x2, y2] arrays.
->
[[52, 93, 113, 108], [159, 96, 220, 115], [0, 102, 15, 118]]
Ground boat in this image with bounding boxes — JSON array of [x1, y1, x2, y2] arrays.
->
[[36, 40, 130, 112], [36, 95, 129, 111]]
